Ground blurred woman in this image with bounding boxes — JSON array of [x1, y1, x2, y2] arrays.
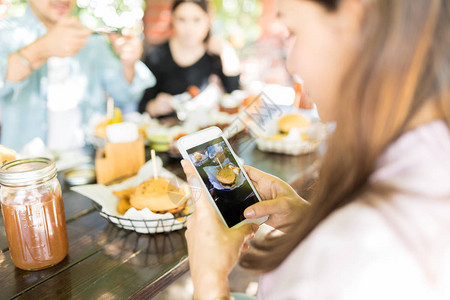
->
[[139, 0, 240, 118], [181, 0, 450, 299]]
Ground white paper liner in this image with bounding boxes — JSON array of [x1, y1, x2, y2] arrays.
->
[[71, 157, 191, 234]]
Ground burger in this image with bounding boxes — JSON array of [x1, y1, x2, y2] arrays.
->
[[216, 165, 237, 188], [278, 114, 310, 134], [130, 177, 187, 214], [0, 145, 17, 164]]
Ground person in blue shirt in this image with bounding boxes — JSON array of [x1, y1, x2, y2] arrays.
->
[[0, 0, 155, 151]]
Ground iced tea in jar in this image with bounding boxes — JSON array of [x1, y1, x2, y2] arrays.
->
[[0, 158, 68, 270]]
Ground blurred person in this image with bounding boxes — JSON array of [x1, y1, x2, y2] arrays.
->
[[139, 0, 240, 118], [181, 0, 450, 299], [0, 0, 155, 151]]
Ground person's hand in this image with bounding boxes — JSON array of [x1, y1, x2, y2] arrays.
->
[[181, 160, 256, 299], [42, 17, 92, 58], [109, 29, 143, 83], [207, 36, 240, 76], [206, 36, 229, 56], [243, 166, 309, 231], [109, 29, 143, 67], [0, 145, 17, 165], [146, 93, 174, 117]]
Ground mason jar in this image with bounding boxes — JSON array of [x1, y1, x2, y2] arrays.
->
[[0, 158, 68, 270]]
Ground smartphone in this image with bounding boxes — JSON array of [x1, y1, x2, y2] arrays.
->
[[178, 126, 268, 228]]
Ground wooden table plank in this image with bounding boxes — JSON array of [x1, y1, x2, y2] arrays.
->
[[1, 211, 108, 299], [15, 227, 188, 299], [131, 258, 189, 299]]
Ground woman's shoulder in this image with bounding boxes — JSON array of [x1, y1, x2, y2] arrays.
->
[[259, 203, 443, 299], [371, 120, 449, 194], [260, 198, 450, 299], [259, 121, 450, 299]]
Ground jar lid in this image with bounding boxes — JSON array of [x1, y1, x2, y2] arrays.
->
[[0, 157, 57, 187]]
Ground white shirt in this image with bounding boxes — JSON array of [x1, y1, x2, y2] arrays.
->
[[258, 121, 450, 300], [47, 57, 87, 151]]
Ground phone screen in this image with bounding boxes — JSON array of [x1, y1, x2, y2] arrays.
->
[[187, 137, 259, 227]]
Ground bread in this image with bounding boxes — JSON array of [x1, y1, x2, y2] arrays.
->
[[94, 108, 123, 138], [94, 119, 109, 139], [0, 145, 17, 164], [268, 133, 287, 141], [216, 166, 237, 187], [278, 114, 310, 134], [130, 177, 187, 214]]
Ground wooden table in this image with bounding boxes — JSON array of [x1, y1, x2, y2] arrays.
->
[[0, 136, 319, 299]]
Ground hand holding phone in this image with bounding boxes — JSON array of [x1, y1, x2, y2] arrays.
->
[[181, 158, 256, 297], [178, 126, 268, 228], [241, 165, 310, 231]]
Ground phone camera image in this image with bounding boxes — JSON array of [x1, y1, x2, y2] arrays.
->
[[187, 137, 259, 227]]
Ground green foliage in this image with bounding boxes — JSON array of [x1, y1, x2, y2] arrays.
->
[[211, 0, 262, 47], [76, 0, 145, 30], [1, 0, 145, 31], [1, 0, 26, 17]]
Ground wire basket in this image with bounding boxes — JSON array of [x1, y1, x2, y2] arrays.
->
[[92, 202, 191, 234]]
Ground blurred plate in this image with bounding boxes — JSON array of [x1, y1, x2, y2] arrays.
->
[[64, 165, 96, 186]]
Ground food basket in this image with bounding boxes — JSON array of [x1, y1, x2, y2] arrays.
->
[[254, 122, 330, 156], [255, 136, 319, 156], [92, 201, 191, 234], [72, 157, 192, 234]]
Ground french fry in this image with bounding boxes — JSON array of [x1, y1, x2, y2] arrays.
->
[[113, 187, 135, 200]]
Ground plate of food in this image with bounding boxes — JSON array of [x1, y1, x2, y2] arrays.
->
[[203, 160, 244, 191], [71, 157, 192, 234], [191, 151, 209, 166], [252, 112, 330, 156]]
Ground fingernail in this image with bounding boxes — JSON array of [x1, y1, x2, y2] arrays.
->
[[244, 209, 255, 218], [180, 160, 187, 168]]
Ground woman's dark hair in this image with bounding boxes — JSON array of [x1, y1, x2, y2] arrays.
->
[[172, 0, 208, 13], [313, 0, 339, 10]]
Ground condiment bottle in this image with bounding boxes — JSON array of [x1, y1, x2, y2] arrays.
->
[[293, 75, 314, 109], [0, 158, 68, 270], [219, 94, 240, 115]]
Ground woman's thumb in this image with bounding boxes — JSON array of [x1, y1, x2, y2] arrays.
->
[[244, 199, 278, 219]]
